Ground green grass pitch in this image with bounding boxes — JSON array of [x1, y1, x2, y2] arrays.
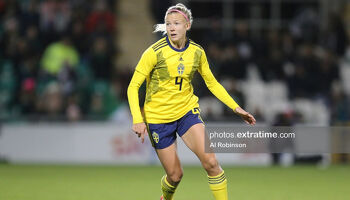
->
[[0, 164, 349, 200]]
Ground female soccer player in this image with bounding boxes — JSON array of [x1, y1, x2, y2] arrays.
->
[[127, 3, 256, 200]]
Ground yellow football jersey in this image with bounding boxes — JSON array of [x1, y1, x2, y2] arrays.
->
[[128, 36, 239, 124]]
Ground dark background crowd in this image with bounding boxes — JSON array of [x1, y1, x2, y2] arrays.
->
[[190, 12, 349, 125], [0, 0, 121, 121], [1, 0, 350, 125]]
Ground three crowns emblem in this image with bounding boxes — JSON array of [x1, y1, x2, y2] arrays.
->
[[152, 132, 159, 143], [177, 63, 185, 75]]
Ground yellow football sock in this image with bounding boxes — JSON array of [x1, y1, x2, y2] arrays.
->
[[208, 171, 228, 200], [161, 175, 177, 200]]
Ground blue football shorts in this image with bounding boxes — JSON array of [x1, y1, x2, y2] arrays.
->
[[147, 107, 204, 149]]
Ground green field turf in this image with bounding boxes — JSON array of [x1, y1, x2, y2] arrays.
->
[[0, 164, 349, 200]]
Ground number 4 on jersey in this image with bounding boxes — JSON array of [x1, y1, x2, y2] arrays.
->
[[175, 77, 183, 91]]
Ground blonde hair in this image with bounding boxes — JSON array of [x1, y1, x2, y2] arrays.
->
[[153, 3, 193, 35]]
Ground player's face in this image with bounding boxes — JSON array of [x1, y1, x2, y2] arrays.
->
[[165, 12, 190, 44]]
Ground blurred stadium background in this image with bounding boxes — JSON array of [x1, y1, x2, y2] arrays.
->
[[0, 0, 350, 199]]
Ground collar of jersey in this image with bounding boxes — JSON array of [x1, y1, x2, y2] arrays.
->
[[166, 36, 190, 52]]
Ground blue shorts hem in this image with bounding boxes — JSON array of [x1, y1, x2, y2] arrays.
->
[[154, 140, 176, 149], [177, 121, 203, 137]]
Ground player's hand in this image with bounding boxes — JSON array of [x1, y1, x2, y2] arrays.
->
[[132, 122, 148, 143], [234, 107, 256, 125]]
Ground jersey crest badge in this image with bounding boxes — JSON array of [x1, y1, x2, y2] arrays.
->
[[177, 63, 185, 75], [152, 132, 159, 143]]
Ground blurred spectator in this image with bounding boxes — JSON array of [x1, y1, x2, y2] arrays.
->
[[85, 0, 115, 34], [259, 48, 286, 82], [40, 0, 71, 33], [18, 77, 37, 114], [220, 43, 247, 80], [232, 22, 253, 62], [0, 0, 5, 17], [16, 56, 39, 111], [288, 43, 319, 98], [287, 64, 309, 99], [315, 49, 339, 100], [331, 89, 350, 124], [24, 24, 42, 54], [257, 30, 288, 81], [66, 93, 81, 122], [17, 56, 38, 84], [39, 0, 71, 44], [40, 35, 79, 76], [89, 90, 105, 119], [1, 12, 20, 59], [19, 0, 40, 31], [281, 31, 296, 61], [37, 81, 64, 120], [202, 17, 225, 44], [290, 8, 319, 43], [87, 80, 122, 120], [88, 36, 113, 81], [207, 42, 224, 76], [270, 112, 295, 166], [0, 60, 16, 117], [40, 34, 79, 94], [70, 19, 87, 55], [321, 13, 349, 57]]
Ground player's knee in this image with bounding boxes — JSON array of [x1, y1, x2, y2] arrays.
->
[[168, 169, 183, 183], [203, 157, 219, 172]]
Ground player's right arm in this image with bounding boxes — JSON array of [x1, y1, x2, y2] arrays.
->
[[127, 47, 157, 142]]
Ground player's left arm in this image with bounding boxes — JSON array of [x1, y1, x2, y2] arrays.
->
[[198, 49, 256, 125]]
